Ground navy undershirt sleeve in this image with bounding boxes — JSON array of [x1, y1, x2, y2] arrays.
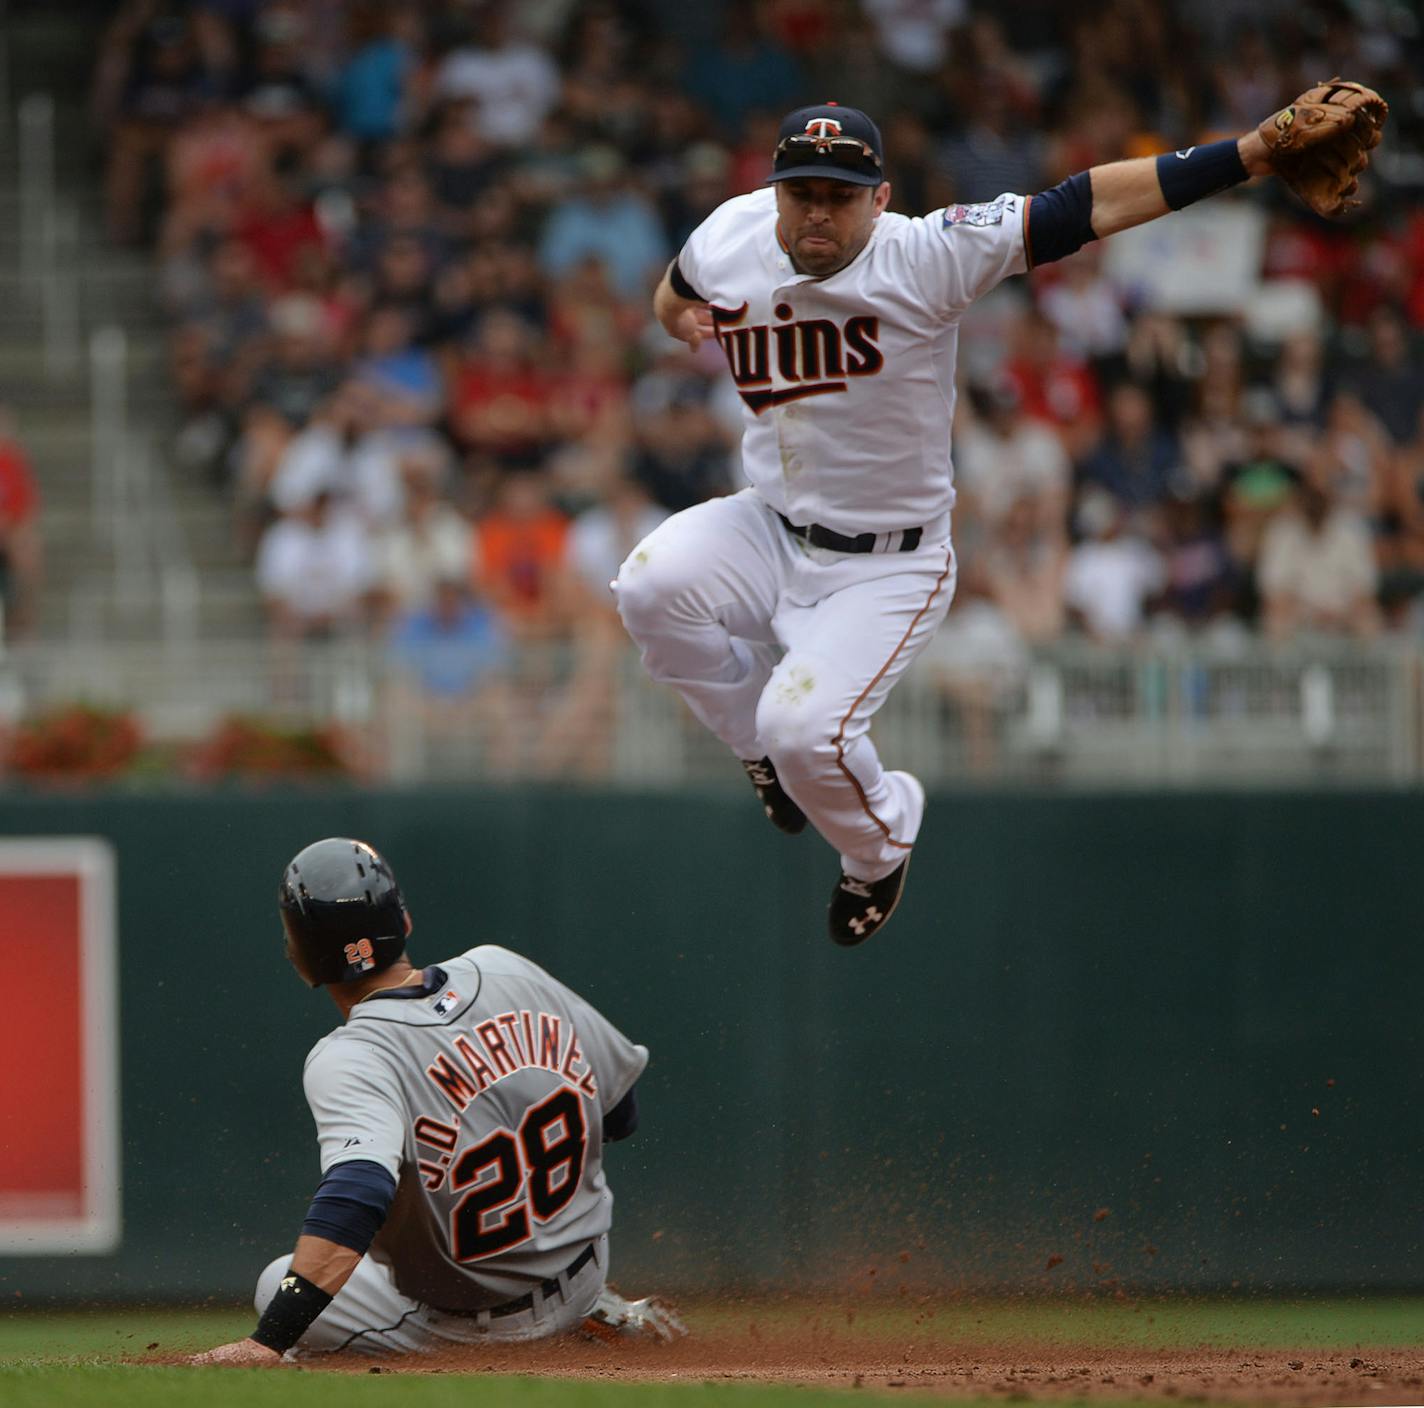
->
[[1025, 171, 1097, 269], [300, 1158, 397, 1254], [667, 258, 705, 303], [603, 1083, 639, 1143]]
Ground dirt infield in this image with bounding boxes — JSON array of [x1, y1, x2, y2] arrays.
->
[[252, 1319, 1424, 1404]]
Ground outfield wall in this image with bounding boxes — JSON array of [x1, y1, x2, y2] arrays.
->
[[1, 788, 1420, 1303]]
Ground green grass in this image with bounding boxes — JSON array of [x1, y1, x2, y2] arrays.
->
[[689, 1294, 1424, 1349], [1, 1369, 1001, 1408], [0, 1307, 249, 1360], [0, 1367, 1174, 1408], [6, 1299, 1424, 1361], [2, 1299, 1422, 1408]]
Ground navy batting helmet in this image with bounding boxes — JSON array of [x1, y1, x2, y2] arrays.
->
[[278, 837, 410, 987]]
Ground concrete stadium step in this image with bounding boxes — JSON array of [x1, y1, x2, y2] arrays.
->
[[46, 585, 267, 639], [0, 282, 166, 331], [0, 188, 105, 218], [0, 301, 167, 337], [7, 422, 99, 481], [7, 383, 174, 417], [0, 238, 152, 279], [4, 12, 106, 57], [0, 336, 168, 385], [27, 477, 244, 558], [0, 6, 256, 647], [4, 421, 175, 475], [36, 505, 100, 542], [4, 377, 174, 413]]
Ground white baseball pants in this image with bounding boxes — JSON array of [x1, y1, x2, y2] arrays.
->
[[616, 489, 956, 882], [254, 1234, 607, 1358]]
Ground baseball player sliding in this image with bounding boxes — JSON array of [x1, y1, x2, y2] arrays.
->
[[191, 838, 683, 1365], [618, 83, 1386, 945]]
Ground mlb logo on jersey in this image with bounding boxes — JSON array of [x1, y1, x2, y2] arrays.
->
[[943, 195, 1012, 228], [432, 988, 460, 1016]]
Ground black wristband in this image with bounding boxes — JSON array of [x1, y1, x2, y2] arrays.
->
[[250, 1270, 334, 1354], [1155, 138, 1249, 211]]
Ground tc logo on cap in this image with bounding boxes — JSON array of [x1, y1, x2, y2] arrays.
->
[[804, 117, 843, 149]]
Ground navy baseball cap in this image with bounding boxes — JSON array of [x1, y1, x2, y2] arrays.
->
[[770, 103, 884, 186]]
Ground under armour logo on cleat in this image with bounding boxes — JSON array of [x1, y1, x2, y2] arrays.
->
[[840, 877, 873, 898], [848, 906, 883, 936]]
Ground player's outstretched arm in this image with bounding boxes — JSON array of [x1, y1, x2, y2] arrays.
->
[[1028, 79, 1387, 265], [1086, 137, 1270, 240], [653, 263, 715, 350], [190, 1154, 394, 1366], [188, 1234, 364, 1366]]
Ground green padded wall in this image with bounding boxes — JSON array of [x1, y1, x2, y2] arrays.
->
[[1, 788, 1419, 1303]]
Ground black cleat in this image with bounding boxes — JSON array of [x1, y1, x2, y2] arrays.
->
[[741, 757, 807, 835], [827, 858, 911, 946]]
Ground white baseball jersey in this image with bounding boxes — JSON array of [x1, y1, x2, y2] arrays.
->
[[677, 187, 1029, 537], [302, 945, 647, 1311]]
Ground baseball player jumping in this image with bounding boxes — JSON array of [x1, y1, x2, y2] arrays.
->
[[618, 84, 1386, 945], [191, 838, 683, 1365]]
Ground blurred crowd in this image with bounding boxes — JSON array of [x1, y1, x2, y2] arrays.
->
[[90, 0, 1424, 756]]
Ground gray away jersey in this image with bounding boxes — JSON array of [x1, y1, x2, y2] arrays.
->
[[301, 945, 648, 1310]]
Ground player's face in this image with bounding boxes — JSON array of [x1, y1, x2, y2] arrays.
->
[[774, 178, 892, 277]]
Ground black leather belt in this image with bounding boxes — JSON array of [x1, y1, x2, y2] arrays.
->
[[434, 1243, 597, 1320], [778, 512, 922, 554]]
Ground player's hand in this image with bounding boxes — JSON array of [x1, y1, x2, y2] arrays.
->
[[673, 305, 715, 351], [188, 1338, 285, 1367]]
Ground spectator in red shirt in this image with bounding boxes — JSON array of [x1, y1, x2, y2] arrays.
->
[[235, 171, 327, 293], [1401, 210, 1424, 328], [450, 311, 553, 471], [0, 408, 42, 639], [549, 337, 629, 449], [1002, 307, 1102, 459]]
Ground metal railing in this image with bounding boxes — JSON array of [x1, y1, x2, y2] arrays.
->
[[0, 3, 10, 164], [13, 82, 206, 655], [1, 634, 1420, 788], [70, 325, 203, 647], [17, 89, 80, 379]]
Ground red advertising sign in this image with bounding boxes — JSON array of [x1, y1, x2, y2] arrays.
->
[[0, 839, 119, 1253]]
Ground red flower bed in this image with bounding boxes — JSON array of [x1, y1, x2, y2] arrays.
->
[[7, 704, 144, 781], [186, 715, 356, 783]]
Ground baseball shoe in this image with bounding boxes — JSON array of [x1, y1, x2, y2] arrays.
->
[[827, 857, 911, 946], [581, 1286, 687, 1343], [741, 756, 807, 835]]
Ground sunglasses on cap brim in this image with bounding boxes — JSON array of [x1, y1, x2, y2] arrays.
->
[[773, 134, 882, 171]]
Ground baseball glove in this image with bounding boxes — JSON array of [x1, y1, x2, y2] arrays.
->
[[1258, 78, 1388, 219]]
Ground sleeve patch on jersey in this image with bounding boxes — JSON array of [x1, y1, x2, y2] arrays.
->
[[943, 195, 1012, 228]]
